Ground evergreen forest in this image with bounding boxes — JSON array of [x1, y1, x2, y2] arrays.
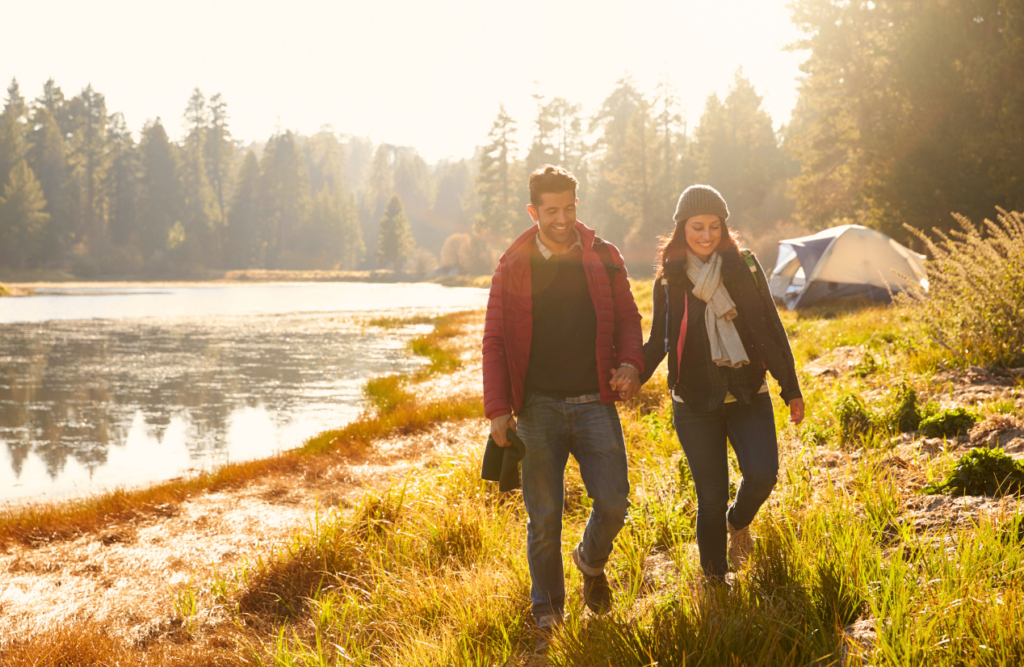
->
[[0, 0, 1021, 278]]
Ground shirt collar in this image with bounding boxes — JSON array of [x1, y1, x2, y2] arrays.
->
[[535, 228, 582, 260]]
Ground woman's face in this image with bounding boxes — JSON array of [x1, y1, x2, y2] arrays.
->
[[684, 214, 722, 260]]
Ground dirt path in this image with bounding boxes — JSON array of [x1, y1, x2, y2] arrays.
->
[[0, 318, 488, 642]]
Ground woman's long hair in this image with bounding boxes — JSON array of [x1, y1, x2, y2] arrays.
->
[[655, 216, 744, 279]]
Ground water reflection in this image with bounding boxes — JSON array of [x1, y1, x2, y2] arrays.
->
[[0, 300, 475, 501]]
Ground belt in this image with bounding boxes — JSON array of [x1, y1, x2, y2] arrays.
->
[[563, 393, 601, 404]]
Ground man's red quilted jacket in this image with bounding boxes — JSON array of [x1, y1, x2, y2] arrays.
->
[[482, 221, 645, 420]]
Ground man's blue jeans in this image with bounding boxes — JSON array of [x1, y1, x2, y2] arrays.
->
[[517, 391, 631, 620], [671, 391, 779, 579]]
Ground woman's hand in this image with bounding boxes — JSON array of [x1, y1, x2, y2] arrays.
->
[[610, 365, 641, 401], [788, 397, 805, 426]]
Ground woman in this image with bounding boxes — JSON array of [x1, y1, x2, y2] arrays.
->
[[639, 184, 804, 583]]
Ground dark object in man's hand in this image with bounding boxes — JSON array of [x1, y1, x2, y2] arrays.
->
[[481, 428, 526, 491]]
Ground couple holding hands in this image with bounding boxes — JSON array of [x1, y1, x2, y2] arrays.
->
[[481, 165, 804, 646]]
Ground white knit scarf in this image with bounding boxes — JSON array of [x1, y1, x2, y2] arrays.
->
[[686, 252, 750, 368]]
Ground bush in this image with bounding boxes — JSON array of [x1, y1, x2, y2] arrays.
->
[[897, 208, 1024, 369], [833, 393, 873, 442], [800, 422, 834, 447], [922, 448, 1024, 497], [920, 407, 977, 438], [853, 352, 878, 378], [887, 383, 922, 433]]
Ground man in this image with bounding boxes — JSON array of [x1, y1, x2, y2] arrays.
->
[[482, 165, 644, 648]]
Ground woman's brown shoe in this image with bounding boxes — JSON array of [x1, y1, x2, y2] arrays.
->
[[727, 521, 754, 570]]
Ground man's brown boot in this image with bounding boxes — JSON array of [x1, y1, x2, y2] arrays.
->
[[572, 545, 613, 614]]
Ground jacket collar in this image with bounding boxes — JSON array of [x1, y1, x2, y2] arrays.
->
[[504, 220, 597, 264]]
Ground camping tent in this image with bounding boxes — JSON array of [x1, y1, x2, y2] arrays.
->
[[768, 225, 927, 310]]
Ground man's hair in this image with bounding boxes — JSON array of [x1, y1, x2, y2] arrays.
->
[[528, 165, 579, 207]]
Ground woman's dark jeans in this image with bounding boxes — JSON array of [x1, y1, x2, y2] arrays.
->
[[672, 392, 779, 578]]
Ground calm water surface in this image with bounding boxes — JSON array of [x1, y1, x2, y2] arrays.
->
[[0, 282, 488, 502]]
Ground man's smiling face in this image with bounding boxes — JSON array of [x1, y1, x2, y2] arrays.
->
[[528, 190, 578, 251]]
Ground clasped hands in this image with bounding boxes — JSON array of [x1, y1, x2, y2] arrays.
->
[[609, 364, 640, 401]]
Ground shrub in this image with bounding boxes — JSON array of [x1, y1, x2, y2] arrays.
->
[[833, 393, 873, 442], [922, 448, 1024, 497], [800, 422, 834, 447], [920, 407, 977, 438], [853, 352, 878, 378], [887, 382, 922, 433], [897, 208, 1024, 369]]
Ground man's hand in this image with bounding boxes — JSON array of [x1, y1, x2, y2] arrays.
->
[[490, 413, 517, 447], [609, 365, 641, 401], [788, 397, 805, 426]]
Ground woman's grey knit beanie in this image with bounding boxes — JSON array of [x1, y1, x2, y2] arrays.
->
[[673, 184, 729, 223]]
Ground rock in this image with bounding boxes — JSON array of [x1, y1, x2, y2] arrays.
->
[[804, 346, 866, 379], [969, 414, 1024, 451]]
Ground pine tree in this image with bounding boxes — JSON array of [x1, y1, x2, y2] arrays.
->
[[26, 105, 69, 263], [692, 71, 784, 234], [65, 85, 110, 254], [260, 131, 310, 269], [338, 190, 363, 270], [137, 119, 183, 256], [225, 150, 262, 268], [304, 128, 347, 194], [204, 93, 234, 220], [0, 79, 27, 191], [526, 95, 585, 176], [609, 97, 661, 260], [303, 130, 363, 269], [306, 185, 363, 269], [377, 194, 414, 272], [0, 159, 50, 267], [180, 88, 222, 267], [106, 112, 140, 249], [474, 105, 521, 240], [361, 143, 393, 262], [589, 78, 643, 246]]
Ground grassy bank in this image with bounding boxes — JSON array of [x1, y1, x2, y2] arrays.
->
[[0, 312, 479, 549]]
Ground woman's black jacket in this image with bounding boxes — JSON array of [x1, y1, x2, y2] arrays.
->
[[640, 250, 802, 405]]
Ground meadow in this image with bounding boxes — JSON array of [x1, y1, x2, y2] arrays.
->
[[2, 211, 1023, 666]]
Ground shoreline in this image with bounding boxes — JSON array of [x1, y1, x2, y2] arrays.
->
[[0, 269, 492, 292]]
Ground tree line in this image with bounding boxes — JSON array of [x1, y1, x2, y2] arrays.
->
[[1, 0, 1020, 277], [0, 81, 472, 276]]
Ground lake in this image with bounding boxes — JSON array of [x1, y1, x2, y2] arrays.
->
[[0, 282, 488, 502]]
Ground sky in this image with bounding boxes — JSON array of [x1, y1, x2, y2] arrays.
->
[[2, 0, 808, 163]]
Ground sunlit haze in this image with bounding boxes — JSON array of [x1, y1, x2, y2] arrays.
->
[[3, 0, 804, 162]]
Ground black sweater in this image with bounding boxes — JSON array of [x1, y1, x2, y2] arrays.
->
[[524, 243, 600, 397], [640, 251, 802, 410]]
